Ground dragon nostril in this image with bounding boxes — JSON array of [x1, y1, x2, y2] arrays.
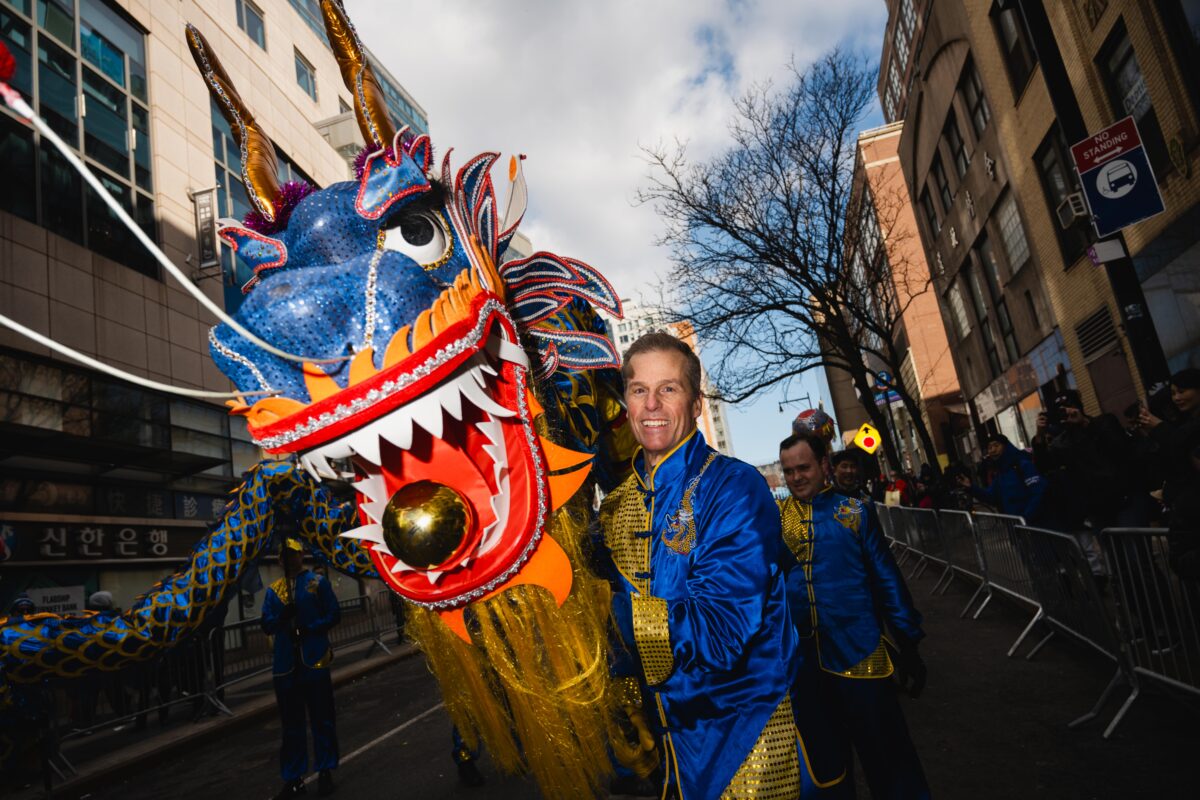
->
[[382, 480, 474, 569]]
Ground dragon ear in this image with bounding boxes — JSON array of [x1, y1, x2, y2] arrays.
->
[[217, 222, 288, 292], [355, 147, 430, 220]]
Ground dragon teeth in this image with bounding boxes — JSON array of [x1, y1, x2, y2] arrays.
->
[[339, 523, 384, 544]]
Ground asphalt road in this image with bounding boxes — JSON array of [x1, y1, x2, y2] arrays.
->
[[80, 567, 1196, 800]]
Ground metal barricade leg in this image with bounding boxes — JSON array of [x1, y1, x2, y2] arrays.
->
[[1006, 608, 1044, 658], [960, 583, 989, 618]]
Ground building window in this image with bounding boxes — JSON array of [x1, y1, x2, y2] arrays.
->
[[369, 54, 428, 135], [887, 57, 902, 115], [990, 2, 1037, 95], [236, 0, 265, 50], [1035, 126, 1091, 265], [996, 192, 1030, 272], [0, 0, 155, 276], [959, 57, 991, 138], [920, 189, 940, 236], [1098, 20, 1169, 176], [943, 111, 969, 177], [288, 0, 324, 40], [900, 0, 917, 37], [338, 96, 351, 114], [931, 155, 952, 212], [947, 280, 972, 339], [893, 19, 909, 71], [294, 48, 316, 101], [1160, 0, 1200, 114]]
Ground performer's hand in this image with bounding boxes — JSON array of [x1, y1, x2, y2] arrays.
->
[[895, 639, 926, 699]]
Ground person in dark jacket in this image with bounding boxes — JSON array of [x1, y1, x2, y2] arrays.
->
[[955, 434, 1046, 522], [1140, 368, 1200, 524]]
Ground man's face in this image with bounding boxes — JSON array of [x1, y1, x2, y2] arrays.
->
[[781, 441, 825, 502], [1062, 405, 1086, 426], [625, 349, 701, 467], [986, 440, 1005, 459], [833, 460, 859, 490]]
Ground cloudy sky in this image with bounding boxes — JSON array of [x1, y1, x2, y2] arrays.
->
[[348, 0, 889, 466]]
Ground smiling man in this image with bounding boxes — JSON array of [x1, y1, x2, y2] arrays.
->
[[598, 331, 802, 800]]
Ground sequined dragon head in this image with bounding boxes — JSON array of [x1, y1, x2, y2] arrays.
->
[[188, 1, 622, 635]]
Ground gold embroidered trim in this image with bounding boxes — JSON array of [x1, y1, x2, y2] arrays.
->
[[600, 475, 652, 595], [662, 452, 717, 556], [778, 498, 813, 563], [719, 694, 802, 799], [270, 575, 292, 604], [631, 594, 673, 686], [836, 638, 894, 678]]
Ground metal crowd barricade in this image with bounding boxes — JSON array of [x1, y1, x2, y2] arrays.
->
[[936, 509, 988, 614], [902, 507, 954, 592], [969, 512, 1043, 657], [1099, 528, 1199, 738], [875, 501, 899, 550], [1012, 525, 1135, 737]]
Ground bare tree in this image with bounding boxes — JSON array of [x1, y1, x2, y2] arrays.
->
[[640, 49, 942, 475]]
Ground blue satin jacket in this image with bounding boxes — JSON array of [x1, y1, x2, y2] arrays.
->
[[780, 490, 923, 674], [261, 569, 341, 675], [601, 431, 799, 800]]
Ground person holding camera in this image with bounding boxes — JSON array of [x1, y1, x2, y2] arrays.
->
[[1138, 369, 1200, 524], [955, 434, 1046, 522], [262, 536, 342, 798]]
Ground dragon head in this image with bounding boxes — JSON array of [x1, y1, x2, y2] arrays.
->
[[189, 2, 622, 632]]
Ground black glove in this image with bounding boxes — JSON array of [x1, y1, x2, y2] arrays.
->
[[893, 637, 927, 699]]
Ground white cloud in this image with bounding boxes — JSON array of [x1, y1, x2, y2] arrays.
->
[[346, 0, 887, 464]]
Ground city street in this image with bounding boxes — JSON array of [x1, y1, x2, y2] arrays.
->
[[65, 568, 1193, 800]]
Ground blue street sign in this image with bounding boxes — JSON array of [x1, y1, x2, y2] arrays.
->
[[1071, 116, 1165, 238]]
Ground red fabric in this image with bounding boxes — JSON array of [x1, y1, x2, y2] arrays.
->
[[0, 41, 15, 83]]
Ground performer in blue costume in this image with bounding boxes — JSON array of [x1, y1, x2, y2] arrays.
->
[[599, 332, 801, 800], [262, 535, 342, 798], [778, 431, 930, 800]]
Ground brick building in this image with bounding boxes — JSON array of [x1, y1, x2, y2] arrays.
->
[[0, 0, 424, 608], [889, 0, 1199, 457]]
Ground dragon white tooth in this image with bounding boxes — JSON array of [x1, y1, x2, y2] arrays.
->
[[461, 381, 516, 418], [345, 427, 382, 466], [360, 500, 388, 524], [440, 381, 464, 421], [378, 412, 414, 451], [487, 334, 529, 368], [352, 476, 387, 503], [306, 452, 338, 480], [339, 523, 385, 544], [389, 559, 416, 574], [300, 456, 323, 482], [423, 570, 444, 585], [316, 440, 354, 460], [409, 393, 445, 439]]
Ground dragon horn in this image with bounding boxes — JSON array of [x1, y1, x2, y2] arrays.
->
[[185, 24, 281, 223], [319, 0, 396, 150]]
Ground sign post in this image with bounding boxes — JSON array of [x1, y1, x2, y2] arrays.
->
[[1070, 116, 1164, 238]]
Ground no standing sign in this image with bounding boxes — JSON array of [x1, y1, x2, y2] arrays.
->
[[1070, 116, 1165, 238]]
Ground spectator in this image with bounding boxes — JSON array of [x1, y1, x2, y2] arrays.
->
[[1043, 390, 1135, 583], [830, 450, 868, 501], [1166, 437, 1200, 581], [8, 594, 36, 616], [1139, 368, 1200, 525], [955, 434, 1046, 522]]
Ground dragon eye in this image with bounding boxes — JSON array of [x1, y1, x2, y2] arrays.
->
[[382, 209, 451, 269]]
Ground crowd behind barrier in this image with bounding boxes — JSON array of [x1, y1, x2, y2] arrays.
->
[[877, 502, 1199, 738], [25, 591, 402, 783]]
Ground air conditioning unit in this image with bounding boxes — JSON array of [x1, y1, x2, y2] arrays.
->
[[1056, 192, 1088, 229]]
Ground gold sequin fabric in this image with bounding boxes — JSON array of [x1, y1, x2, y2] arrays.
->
[[718, 694, 802, 799], [778, 498, 813, 564], [838, 639, 894, 678], [631, 595, 672, 685], [601, 476, 652, 595]]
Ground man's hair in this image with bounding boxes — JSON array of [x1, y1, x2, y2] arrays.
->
[[780, 430, 829, 462], [830, 449, 857, 467], [1172, 368, 1200, 391], [621, 331, 702, 401], [987, 433, 1010, 446]]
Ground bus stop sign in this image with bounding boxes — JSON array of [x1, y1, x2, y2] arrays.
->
[[1070, 116, 1164, 238]]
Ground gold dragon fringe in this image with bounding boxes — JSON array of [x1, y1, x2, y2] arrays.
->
[[405, 500, 620, 800]]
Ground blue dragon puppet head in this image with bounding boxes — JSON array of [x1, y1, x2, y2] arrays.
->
[[188, 3, 625, 641]]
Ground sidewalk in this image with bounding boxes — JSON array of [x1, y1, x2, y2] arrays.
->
[[13, 637, 419, 800]]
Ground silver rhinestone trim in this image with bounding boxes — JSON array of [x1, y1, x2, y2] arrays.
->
[[209, 327, 272, 392], [362, 247, 384, 350]]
